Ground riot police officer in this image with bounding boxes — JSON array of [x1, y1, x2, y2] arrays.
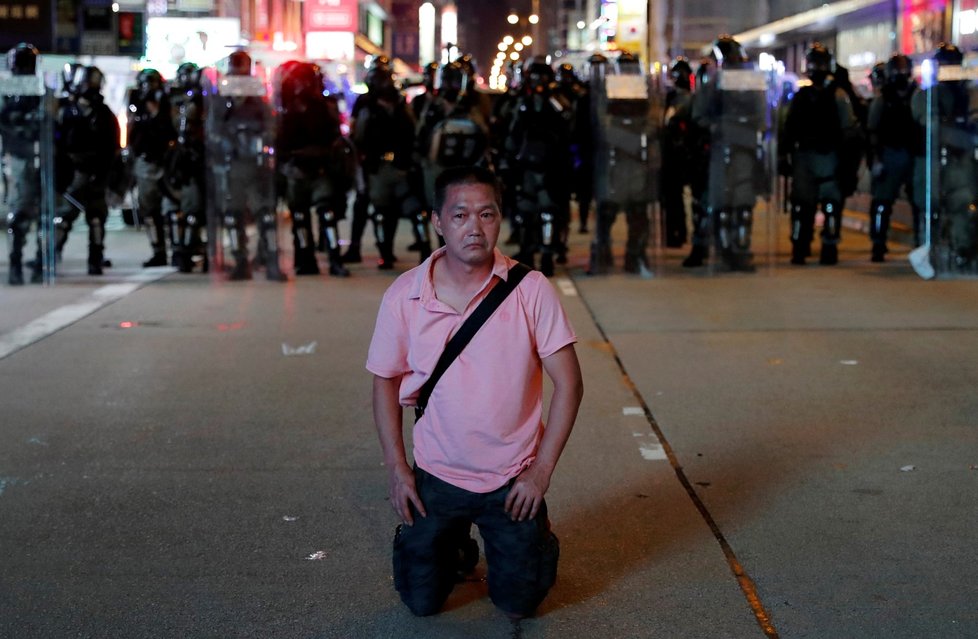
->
[[782, 42, 858, 266], [660, 57, 697, 248], [348, 57, 417, 269], [406, 60, 445, 257], [505, 58, 572, 276], [866, 53, 921, 262], [686, 36, 769, 271], [490, 60, 525, 246], [2, 44, 44, 285], [417, 61, 489, 206], [411, 61, 439, 123], [587, 51, 658, 276], [207, 50, 285, 281], [54, 66, 120, 275], [912, 43, 978, 272], [554, 62, 594, 236], [276, 60, 352, 276], [128, 68, 177, 267], [163, 62, 207, 272]]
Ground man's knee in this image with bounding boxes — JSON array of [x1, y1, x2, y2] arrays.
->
[[392, 523, 455, 616], [481, 504, 560, 617], [488, 528, 559, 617]]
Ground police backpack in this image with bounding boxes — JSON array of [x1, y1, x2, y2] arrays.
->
[[429, 117, 484, 166]]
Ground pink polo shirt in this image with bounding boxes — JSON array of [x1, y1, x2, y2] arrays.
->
[[366, 247, 577, 493]]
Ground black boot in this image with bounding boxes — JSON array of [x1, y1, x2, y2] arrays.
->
[[682, 245, 707, 268], [229, 254, 252, 280], [791, 242, 807, 265], [871, 243, 886, 263], [143, 252, 168, 268], [540, 252, 555, 277], [265, 253, 287, 282], [341, 244, 362, 264], [587, 243, 613, 275], [295, 245, 320, 275], [328, 246, 350, 277], [8, 263, 24, 286], [819, 243, 838, 265]]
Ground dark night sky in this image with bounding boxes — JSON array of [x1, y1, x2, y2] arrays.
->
[[456, 0, 535, 82]]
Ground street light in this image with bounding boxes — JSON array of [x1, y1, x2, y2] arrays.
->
[[505, 3, 541, 56]]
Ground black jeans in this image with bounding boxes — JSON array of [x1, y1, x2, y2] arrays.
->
[[392, 467, 559, 617]]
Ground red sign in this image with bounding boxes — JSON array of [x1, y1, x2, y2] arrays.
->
[[901, 0, 948, 55], [304, 0, 357, 33]]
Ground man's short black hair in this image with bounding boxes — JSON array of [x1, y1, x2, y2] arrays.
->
[[433, 165, 502, 215]]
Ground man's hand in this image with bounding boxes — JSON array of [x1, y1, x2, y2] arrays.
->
[[372, 374, 426, 525], [504, 344, 582, 522], [504, 463, 551, 522], [388, 462, 426, 526]]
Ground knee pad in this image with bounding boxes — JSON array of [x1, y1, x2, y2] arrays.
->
[[540, 211, 554, 246], [823, 201, 840, 238]]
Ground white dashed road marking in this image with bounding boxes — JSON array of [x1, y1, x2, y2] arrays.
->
[[0, 269, 172, 361], [624, 406, 667, 461], [555, 278, 577, 297]]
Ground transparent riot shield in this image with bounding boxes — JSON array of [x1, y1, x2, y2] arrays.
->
[[204, 74, 276, 278], [911, 64, 978, 279], [587, 61, 662, 278], [1, 74, 56, 285], [686, 66, 779, 274]]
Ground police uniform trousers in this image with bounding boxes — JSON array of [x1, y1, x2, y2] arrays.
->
[[5, 155, 43, 273]]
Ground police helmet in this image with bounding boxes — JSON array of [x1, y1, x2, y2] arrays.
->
[[370, 55, 392, 70], [805, 43, 834, 82], [437, 61, 466, 101], [556, 62, 578, 87], [934, 42, 964, 66], [283, 61, 324, 100], [175, 62, 201, 91], [7, 43, 39, 76], [615, 50, 642, 75], [136, 68, 164, 101], [457, 53, 477, 81], [869, 62, 886, 90], [884, 53, 913, 86], [61, 62, 84, 96], [72, 66, 105, 101], [711, 35, 749, 69], [365, 60, 395, 93], [695, 60, 714, 88], [523, 58, 555, 93], [669, 57, 693, 90], [227, 50, 252, 76], [422, 61, 439, 91]]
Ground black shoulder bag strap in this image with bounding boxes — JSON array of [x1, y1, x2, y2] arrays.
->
[[414, 263, 531, 422]]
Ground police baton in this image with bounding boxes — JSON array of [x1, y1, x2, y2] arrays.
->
[[62, 190, 86, 215]]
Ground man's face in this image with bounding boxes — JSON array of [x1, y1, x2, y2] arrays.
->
[[432, 183, 501, 267]]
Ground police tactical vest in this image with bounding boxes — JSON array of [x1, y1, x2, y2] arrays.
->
[[789, 85, 842, 153], [877, 86, 919, 153]]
